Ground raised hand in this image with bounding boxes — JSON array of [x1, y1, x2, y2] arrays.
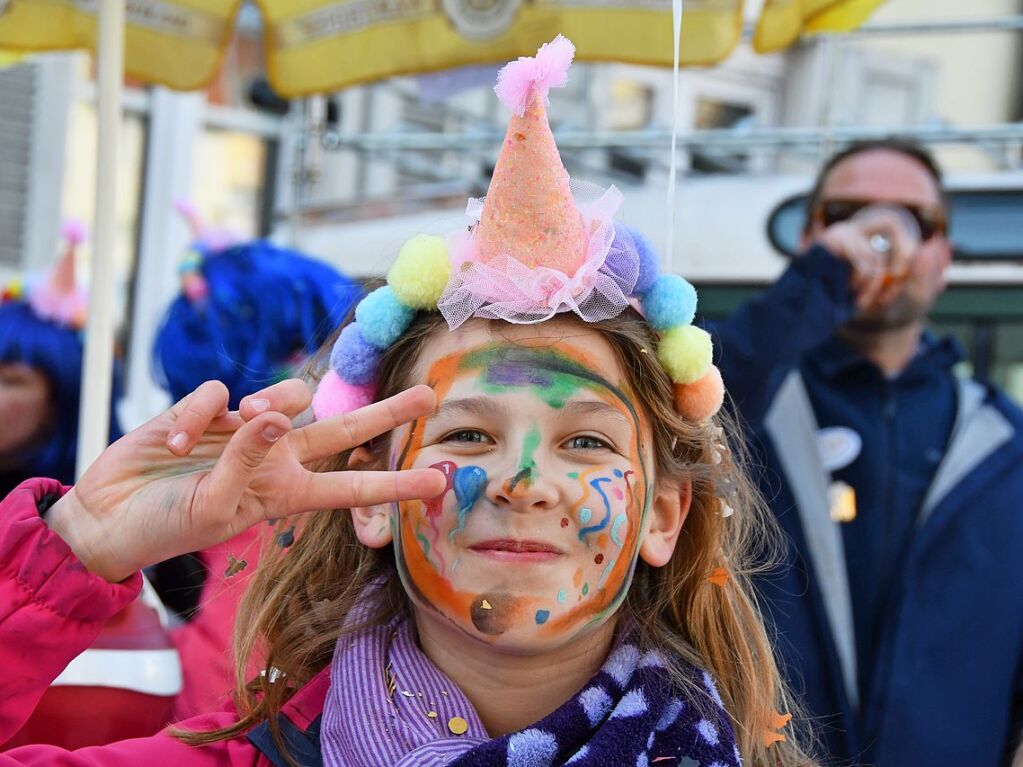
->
[[47, 379, 445, 582]]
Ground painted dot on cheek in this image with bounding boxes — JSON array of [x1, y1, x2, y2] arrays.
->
[[535, 609, 550, 625], [557, 589, 567, 604], [580, 508, 593, 524], [613, 469, 623, 478], [594, 553, 604, 565], [582, 582, 589, 595], [560, 518, 569, 528]]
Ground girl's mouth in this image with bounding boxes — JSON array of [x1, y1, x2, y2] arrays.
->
[[469, 539, 563, 563]]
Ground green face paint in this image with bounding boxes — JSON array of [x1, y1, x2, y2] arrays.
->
[[507, 426, 541, 492], [459, 346, 601, 409]]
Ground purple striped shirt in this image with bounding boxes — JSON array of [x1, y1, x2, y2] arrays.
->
[[322, 616, 489, 766]]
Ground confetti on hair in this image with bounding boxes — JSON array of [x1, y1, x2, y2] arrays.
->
[[707, 566, 729, 587], [225, 554, 248, 577], [764, 711, 792, 748]]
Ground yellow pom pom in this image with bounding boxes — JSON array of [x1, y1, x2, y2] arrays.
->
[[657, 325, 713, 384], [387, 235, 451, 310]]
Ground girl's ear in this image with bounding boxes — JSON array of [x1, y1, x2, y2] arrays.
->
[[639, 480, 691, 567], [348, 445, 394, 549]]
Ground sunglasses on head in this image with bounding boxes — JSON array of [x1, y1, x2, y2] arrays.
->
[[814, 198, 947, 241]]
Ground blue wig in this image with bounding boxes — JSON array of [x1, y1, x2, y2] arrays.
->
[[153, 240, 362, 408], [0, 301, 123, 487]]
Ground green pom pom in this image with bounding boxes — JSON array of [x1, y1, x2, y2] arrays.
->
[[657, 325, 713, 384], [387, 235, 450, 309]]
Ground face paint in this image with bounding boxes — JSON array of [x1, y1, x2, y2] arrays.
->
[[505, 426, 540, 495], [391, 335, 654, 649], [449, 465, 488, 541]]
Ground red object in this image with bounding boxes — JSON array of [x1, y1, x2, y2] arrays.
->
[[5, 579, 179, 749]]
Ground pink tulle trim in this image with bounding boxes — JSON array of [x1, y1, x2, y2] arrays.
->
[[439, 183, 639, 328], [29, 282, 87, 329], [494, 35, 575, 117]]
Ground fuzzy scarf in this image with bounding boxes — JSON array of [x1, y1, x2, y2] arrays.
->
[[321, 616, 741, 767]]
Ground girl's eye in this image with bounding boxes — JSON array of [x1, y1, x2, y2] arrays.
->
[[441, 429, 493, 445], [564, 435, 611, 451]]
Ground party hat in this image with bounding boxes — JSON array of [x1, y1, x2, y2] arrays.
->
[[27, 218, 88, 329], [476, 35, 586, 274]]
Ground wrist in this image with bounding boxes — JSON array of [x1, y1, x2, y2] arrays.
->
[[46, 489, 133, 583]]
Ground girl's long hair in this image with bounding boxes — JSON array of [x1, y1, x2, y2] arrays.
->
[[179, 308, 815, 766]]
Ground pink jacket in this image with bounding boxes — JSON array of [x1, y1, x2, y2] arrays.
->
[[0, 479, 328, 767]]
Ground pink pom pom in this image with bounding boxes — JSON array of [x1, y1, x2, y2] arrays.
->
[[60, 218, 88, 246], [173, 199, 199, 220], [673, 365, 725, 422], [311, 369, 376, 421], [494, 34, 575, 116]]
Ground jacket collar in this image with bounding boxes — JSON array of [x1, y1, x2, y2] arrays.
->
[[247, 669, 330, 767], [809, 330, 962, 381]]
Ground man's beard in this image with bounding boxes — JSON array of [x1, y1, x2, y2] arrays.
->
[[844, 292, 929, 333]]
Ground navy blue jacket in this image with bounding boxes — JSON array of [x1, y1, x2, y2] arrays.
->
[[710, 246, 1023, 766]]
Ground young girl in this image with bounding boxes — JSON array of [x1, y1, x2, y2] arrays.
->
[[0, 38, 811, 766]]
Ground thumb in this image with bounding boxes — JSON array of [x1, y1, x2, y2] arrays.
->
[[202, 411, 293, 522]]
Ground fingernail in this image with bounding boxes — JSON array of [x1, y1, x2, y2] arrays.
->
[[169, 432, 187, 450], [262, 425, 283, 442], [248, 398, 270, 413]]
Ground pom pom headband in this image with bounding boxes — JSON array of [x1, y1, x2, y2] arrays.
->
[[313, 36, 724, 424]]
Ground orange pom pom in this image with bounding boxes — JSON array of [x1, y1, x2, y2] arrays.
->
[[673, 365, 724, 421]]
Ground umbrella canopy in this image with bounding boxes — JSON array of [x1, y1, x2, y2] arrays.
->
[[0, 0, 882, 96]]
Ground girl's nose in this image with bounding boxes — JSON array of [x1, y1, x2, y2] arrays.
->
[[487, 457, 560, 513]]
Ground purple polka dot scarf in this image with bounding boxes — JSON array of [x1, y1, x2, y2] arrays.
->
[[321, 616, 741, 767]]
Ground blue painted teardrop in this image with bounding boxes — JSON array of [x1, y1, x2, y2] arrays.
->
[[449, 465, 488, 541]]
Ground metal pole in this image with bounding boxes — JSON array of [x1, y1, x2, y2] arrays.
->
[[76, 0, 124, 478], [325, 123, 1023, 152]]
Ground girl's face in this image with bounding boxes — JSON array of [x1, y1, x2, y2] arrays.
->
[[355, 320, 683, 652], [0, 362, 53, 456]]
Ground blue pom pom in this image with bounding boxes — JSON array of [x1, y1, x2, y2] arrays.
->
[[615, 225, 660, 296], [330, 324, 379, 385], [642, 274, 697, 331], [354, 286, 415, 349]]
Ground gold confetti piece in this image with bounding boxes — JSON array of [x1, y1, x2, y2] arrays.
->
[[447, 716, 469, 735], [828, 481, 857, 523], [225, 555, 247, 578], [707, 566, 729, 587], [427, 711, 438, 719], [480, 599, 492, 610], [400, 690, 414, 697]]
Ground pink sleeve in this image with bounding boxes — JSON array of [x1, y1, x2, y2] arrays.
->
[[1, 711, 262, 767], [0, 480, 142, 743], [0, 481, 263, 767]]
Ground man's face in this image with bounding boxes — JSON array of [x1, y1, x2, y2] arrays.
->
[[807, 149, 953, 330]]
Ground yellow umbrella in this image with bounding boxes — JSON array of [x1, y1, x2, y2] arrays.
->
[[0, 0, 881, 96], [754, 0, 885, 52]]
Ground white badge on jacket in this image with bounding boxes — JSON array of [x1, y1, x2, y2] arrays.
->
[[817, 426, 863, 473]]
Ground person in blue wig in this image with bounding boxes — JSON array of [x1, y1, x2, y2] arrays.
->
[[153, 204, 362, 409], [147, 208, 363, 709], [0, 221, 122, 497]]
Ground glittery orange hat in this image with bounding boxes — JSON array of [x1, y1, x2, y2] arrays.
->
[[476, 35, 587, 274]]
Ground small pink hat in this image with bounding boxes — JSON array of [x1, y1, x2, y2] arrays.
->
[[475, 35, 587, 275]]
